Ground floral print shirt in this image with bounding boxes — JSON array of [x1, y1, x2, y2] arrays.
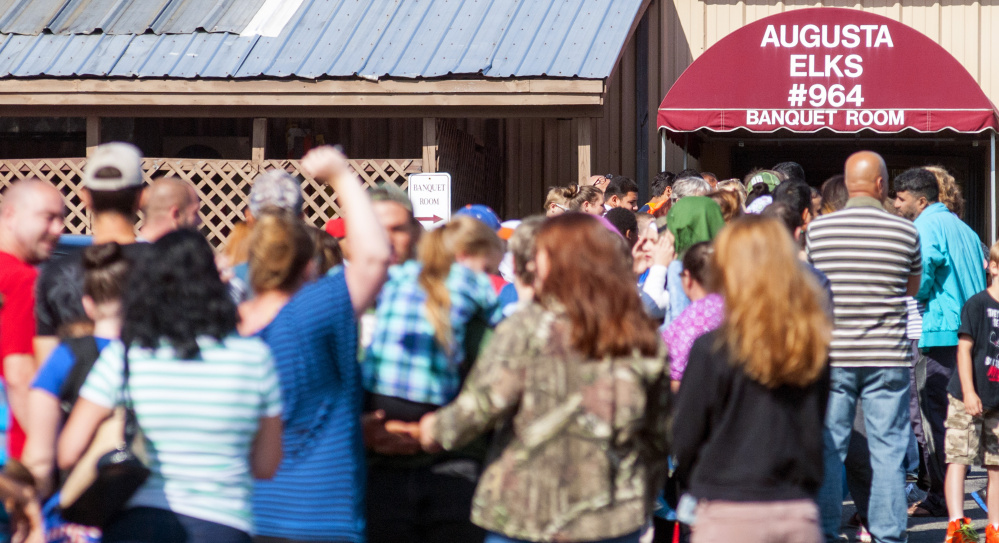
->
[[662, 293, 724, 381]]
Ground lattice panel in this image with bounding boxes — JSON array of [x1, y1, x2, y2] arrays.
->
[[0, 157, 423, 249]]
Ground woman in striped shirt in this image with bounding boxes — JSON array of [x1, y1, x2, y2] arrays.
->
[[58, 229, 284, 543]]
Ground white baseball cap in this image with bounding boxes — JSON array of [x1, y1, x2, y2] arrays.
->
[[82, 142, 143, 191]]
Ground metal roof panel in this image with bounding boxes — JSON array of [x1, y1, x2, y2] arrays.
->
[[0, 0, 644, 79]]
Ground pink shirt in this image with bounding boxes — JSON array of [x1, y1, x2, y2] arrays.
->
[[662, 293, 724, 381]]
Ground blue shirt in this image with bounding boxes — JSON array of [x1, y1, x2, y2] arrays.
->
[[913, 202, 986, 347], [252, 270, 364, 542], [32, 337, 113, 396], [666, 260, 691, 326]]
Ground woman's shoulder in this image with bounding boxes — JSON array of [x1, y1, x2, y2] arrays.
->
[[203, 334, 272, 361]]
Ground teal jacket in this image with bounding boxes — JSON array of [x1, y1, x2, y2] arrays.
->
[[914, 202, 986, 348]]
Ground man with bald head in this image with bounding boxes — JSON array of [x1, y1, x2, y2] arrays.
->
[[138, 176, 200, 242], [807, 151, 922, 543], [0, 179, 64, 461]]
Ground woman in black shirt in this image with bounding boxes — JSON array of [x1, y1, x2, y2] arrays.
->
[[672, 215, 832, 543]]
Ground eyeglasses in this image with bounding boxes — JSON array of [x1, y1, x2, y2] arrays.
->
[[553, 203, 569, 211]]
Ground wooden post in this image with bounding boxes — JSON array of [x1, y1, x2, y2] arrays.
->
[[86, 116, 100, 157], [576, 118, 591, 185], [252, 118, 267, 164], [422, 118, 437, 173]]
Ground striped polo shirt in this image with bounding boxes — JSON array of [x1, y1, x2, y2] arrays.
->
[[79, 335, 283, 533], [806, 196, 922, 367]]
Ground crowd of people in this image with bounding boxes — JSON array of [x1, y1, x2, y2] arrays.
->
[[0, 141, 993, 543]]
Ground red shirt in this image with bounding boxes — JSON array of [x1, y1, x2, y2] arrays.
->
[[0, 251, 38, 459]]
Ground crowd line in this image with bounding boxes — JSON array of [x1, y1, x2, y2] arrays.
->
[[0, 142, 992, 543]]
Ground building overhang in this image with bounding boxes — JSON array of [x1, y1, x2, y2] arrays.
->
[[0, 77, 607, 118]]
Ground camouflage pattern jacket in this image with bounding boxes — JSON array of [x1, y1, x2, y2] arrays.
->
[[433, 302, 671, 541]]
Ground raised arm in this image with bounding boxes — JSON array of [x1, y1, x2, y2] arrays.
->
[[300, 146, 391, 315]]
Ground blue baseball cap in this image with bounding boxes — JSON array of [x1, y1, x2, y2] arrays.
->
[[454, 204, 501, 231]]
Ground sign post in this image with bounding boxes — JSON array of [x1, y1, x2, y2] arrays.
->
[[407, 172, 452, 229]]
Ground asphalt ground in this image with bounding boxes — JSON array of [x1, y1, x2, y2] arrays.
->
[[835, 468, 988, 543]]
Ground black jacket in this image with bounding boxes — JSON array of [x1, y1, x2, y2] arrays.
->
[[672, 330, 829, 502]]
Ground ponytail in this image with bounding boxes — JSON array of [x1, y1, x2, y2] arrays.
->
[[417, 216, 504, 353], [418, 223, 457, 352]]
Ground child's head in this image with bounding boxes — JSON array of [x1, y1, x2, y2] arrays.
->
[[681, 241, 713, 301], [990, 240, 999, 279], [248, 207, 314, 294], [82, 242, 131, 321]]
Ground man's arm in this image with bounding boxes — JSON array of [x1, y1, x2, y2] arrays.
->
[[906, 273, 921, 297], [31, 338, 57, 372], [3, 354, 35, 429], [300, 146, 391, 316]]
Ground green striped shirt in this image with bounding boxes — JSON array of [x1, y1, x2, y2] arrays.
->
[[79, 335, 282, 533]]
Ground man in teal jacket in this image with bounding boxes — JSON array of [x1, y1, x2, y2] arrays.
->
[[894, 167, 986, 518]]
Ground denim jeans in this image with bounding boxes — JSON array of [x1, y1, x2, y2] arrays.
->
[[484, 530, 641, 543], [103, 507, 251, 543], [817, 366, 910, 543]]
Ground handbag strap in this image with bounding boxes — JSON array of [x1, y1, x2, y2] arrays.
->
[[121, 344, 140, 447]]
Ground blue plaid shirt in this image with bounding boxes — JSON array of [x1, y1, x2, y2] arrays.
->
[[363, 260, 501, 406]]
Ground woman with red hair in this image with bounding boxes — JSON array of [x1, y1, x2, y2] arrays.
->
[[418, 213, 670, 543]]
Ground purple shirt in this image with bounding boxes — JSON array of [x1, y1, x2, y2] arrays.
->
[[662, 293, 724, 381]]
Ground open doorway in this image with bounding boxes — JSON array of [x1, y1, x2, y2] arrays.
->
[[690, 129, 991, 240]]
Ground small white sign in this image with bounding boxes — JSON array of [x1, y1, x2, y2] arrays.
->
[[408, 172, 452, 229]]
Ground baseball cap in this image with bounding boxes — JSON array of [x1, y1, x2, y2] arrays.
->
[[249, 169, 304, 216], [325, 217, 346, 238], [497, 219, 521, 241], [454, 204, 501, 231], [747, 171, 781, 192], [82, 142, 143, 191]]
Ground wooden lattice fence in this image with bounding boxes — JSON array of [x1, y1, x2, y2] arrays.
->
[[0, 157, 422, 248]]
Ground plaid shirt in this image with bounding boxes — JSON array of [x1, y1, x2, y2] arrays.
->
[[363, 260, 501, 405]]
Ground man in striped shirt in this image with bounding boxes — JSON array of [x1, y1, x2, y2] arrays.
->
[[808, 151, 922, 543]]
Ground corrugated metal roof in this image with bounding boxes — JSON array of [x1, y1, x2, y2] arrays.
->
[[0, 0, 266, 35], [0, 0, 645, 80]]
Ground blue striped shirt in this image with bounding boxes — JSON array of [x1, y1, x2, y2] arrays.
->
[[252, 270, 364, 542]]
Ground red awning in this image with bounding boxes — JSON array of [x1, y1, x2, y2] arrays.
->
[[658, 7, 999, 134]]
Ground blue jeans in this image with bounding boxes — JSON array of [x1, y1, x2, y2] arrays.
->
[[484, 530, 641, 543], [103, 507, 251, 543], [817, 366, 910, 543]]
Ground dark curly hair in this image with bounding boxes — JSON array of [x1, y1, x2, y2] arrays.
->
[[121, 229, 237, 359]]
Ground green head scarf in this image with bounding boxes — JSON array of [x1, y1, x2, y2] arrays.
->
[[666, 196, 725, 256]]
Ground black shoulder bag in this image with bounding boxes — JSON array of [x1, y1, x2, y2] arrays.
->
[[60, 345, 151, 527]]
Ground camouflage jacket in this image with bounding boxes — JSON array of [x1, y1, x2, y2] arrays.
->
[[433, 302, 671, 541]]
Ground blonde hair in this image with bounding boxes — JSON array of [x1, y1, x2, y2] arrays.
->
[[707, 190, 744, 223], [989, 239, 999, 266], [544, 187, 574, 211], [717, 179, 747, 208], [224, 221, 251, 265], [418, 216, 504, 351], [925, 165, 964, 218], [711, 216, 831, 388], [248, 208, 314, 294], [567, 185, 603, 211]]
